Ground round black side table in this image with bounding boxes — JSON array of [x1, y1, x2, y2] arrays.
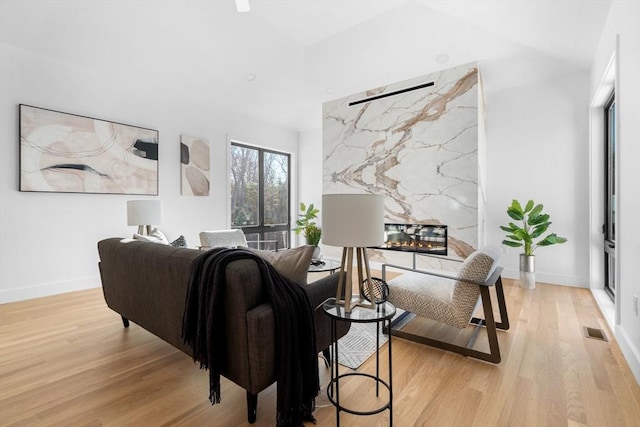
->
[[322, 298, 396, 426]]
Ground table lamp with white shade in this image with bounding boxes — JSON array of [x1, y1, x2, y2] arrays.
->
[[322, 193, 385, 312], [127, 200, 161, 235]]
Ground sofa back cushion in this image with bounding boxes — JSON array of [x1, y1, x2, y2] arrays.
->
[[97, 238, 201, 354]]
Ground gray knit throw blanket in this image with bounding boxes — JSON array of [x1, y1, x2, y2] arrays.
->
[[182, 247, 319, 426]]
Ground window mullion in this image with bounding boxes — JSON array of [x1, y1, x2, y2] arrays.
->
[[258, 149, 265, 228]]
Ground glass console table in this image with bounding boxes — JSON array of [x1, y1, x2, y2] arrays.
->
[[308, 259, 341, 274]]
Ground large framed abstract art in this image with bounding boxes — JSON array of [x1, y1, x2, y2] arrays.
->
[[19, 104, 159, 195]]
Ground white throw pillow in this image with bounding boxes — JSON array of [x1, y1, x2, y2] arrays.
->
[[133, 227, 169, 244]]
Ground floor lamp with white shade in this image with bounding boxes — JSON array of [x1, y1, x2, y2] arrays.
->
[[322, 193, 385, 312]]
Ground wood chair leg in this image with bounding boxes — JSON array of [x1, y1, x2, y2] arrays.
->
[[470, 276, 509, 331], [121, 316, 129, 328], [479, 286, 501, 363], [495, 276, 510, 330]]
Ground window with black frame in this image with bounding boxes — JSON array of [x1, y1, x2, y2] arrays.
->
[[604, 93, 616, 299], [230, 142, 290, 251]]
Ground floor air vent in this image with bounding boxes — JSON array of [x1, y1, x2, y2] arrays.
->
[[583, 326, 608, 342]]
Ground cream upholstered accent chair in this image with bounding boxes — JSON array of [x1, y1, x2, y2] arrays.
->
[[199, 229, 248, 249], [382, 247, 510, 363]]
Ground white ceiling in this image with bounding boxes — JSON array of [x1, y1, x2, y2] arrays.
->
[[0, 0, 612, 131]]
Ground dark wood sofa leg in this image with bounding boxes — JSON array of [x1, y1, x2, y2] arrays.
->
[[121, 316, 129, 328], [247, 391, 257, 423]]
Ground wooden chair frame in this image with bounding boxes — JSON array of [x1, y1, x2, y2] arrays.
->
[[382, 258, 509, 363]]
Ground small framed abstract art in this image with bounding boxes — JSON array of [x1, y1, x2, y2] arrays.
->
[[19, 104, 159, 195], [180, 134, 210, 196]]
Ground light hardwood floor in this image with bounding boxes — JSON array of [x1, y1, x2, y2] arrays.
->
[[1, 279, 639, 426]]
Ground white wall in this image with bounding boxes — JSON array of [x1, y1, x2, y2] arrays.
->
[[0, 43, 298, 303], [590, 0, 640, 384], [484, 72, 591, 287], [297, 128, 323, 247]]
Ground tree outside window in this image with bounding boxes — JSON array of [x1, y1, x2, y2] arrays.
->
[[230, 142, 290, 250]]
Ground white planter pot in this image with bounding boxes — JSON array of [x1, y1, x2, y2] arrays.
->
[[519, 254, 535, 289], [312, 246, 321, 260]]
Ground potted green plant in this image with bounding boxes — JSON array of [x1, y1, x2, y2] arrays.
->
[[500, 199, 567, 288], [304, 223, 322, 247], [293, 202, 322, 258]]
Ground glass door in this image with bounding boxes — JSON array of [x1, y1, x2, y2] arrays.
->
[[604, 93, 616, 299]]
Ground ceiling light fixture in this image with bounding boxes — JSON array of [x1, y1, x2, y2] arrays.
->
[[245, 73, 256, 81], [235, 0, 250, 12]]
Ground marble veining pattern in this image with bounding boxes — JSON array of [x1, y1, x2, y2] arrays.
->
[[323, 63, 481, 258]]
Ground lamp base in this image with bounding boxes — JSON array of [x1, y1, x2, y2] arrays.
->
[[137, 225, 153, 235], [335, 247, 376, 312]]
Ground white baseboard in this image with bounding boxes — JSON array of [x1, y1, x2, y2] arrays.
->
[[616, 324, 640, 386], [0, 276, 101, 304], [591, 290, 640, 385], [591, 288, 615, 332]]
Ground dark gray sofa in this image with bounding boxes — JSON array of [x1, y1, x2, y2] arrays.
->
[[97, 238, 349, 423]]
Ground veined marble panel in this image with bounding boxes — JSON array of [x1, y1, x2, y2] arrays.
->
[[323, 63, 481, 259]]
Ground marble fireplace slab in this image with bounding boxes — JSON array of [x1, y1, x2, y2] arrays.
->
[[323, 63, 484, 259]]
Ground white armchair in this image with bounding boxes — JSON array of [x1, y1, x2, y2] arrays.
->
[[199, 229, 248, 249], [382, 247, 510, 363]]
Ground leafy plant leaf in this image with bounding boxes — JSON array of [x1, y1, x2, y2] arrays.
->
[[537, 233, 567, 246], [524, 200, 534, 213], [529, 204, 543, 219], [507, 207, 524, 221], [529, 213, 549, 226], [531, 222, 549, 238], [511, 199, 523, 215], [506, 234, 522, 241], [513, 229, 527, 240], [502, 240, 522, 247], [500, 225, 515, 232]]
